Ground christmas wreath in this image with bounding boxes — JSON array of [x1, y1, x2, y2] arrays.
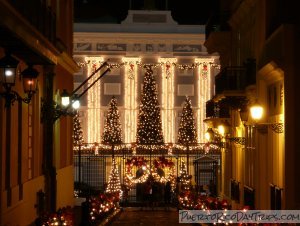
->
[[152, 156, 176, 188], [124, 157, 150, 188]]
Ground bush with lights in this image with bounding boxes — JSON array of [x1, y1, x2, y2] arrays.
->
[[35, 206, 74, 226]]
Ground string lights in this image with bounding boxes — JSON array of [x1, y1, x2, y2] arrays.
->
[[122, 57, 140, 143], [102, 96, 122, 144], [195, 58, 214, 143], [136, 67, 164, 144], [76, 57, 220, 150], [86, 57, 104, 143], [177, 96, 198, 144], [78, 58, 220, 72], [73, 142, 220, 153], [105, 158, 122, 195], [159, 58, 177, 143]]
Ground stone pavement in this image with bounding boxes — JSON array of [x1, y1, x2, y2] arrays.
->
[[108, 207, 193, 226]]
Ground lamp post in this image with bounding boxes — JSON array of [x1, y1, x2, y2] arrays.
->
[[41, 61, 110, 212], [0, 54, 39, 107], [0, 53, 39, 207], [249, 103, 283, 134], [41, 61, 110, 122]]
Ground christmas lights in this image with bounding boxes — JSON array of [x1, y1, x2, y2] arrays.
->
[[79, 59, 220, 71], [122, 57, 140, 143], [195, 58, 214, 143], [124, 157, 150, 188], [179, 160, 192, 191], [136, 67, 164, 144], [102, 96, 122, 145], [73, 112, 84, 146], [105, 158, 122, 194], [86, 57, 104, 143], [177, 96, 197, 144], [159, 58, 177, 143]]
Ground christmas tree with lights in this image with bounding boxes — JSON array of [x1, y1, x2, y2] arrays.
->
[[177, 96, 197, 144], [73, 112, 84, 146], [136, 67, 164, 144], [105, 158, 122, 194], [102, 96, 122, 144], [179, 160, 191, 191]]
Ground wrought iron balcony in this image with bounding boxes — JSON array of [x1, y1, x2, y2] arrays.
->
[[206, 99, 230, 119], [215, 61, 256, 95]]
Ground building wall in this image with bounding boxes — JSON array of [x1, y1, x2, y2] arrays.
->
[[0, 1, 78, 224], [205, 0, 300, 209]]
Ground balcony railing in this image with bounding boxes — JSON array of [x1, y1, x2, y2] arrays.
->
[[10, 0, 56, 44], [206, 100, 230, 119], [215, 61, 256, 95]]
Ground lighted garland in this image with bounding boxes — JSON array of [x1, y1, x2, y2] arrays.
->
[[77, 60, 219, 77], [73, 142, 221, 154]]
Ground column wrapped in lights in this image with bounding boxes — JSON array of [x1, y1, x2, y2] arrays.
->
[[86, 57, 104, 143], [122, 57, 140, 143], [158, 58, 177, 143], [195, 59, 214, 143]]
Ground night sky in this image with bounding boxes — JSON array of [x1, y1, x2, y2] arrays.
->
[[74, 0, 219, 25]]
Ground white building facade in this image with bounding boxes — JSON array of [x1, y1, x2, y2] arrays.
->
[[73, 10, 219, 145]]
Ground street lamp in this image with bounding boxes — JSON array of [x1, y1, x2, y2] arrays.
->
[[71, 94, 80, 109], [250, 104, 263, 121], [250, 104, 284, 133], [0, 54, 39, 107], [41, 61, 110, 122], [61, 89, 70, 107], [206, 124, 246, 147]]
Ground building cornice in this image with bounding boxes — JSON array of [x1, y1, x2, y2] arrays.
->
[[257, 61, 284, 85], [74, 32, 205, 44], [0, 1, 59, 64], [58, 52, 81, 74]]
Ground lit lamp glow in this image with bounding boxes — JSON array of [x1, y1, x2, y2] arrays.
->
[[72, 95, 80, 109], [218, 125, 225, 136], [21, 65, 39, 94], [61, 89, 70, 107], [205, 132, 210, 141], [205, 129, 212, 142], [250, 104, 263, 121], [0, 54, 19, 86]]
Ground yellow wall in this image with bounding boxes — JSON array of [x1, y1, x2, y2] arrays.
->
[[1, 176, 44, 226], [56, 165, 75, 209]]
